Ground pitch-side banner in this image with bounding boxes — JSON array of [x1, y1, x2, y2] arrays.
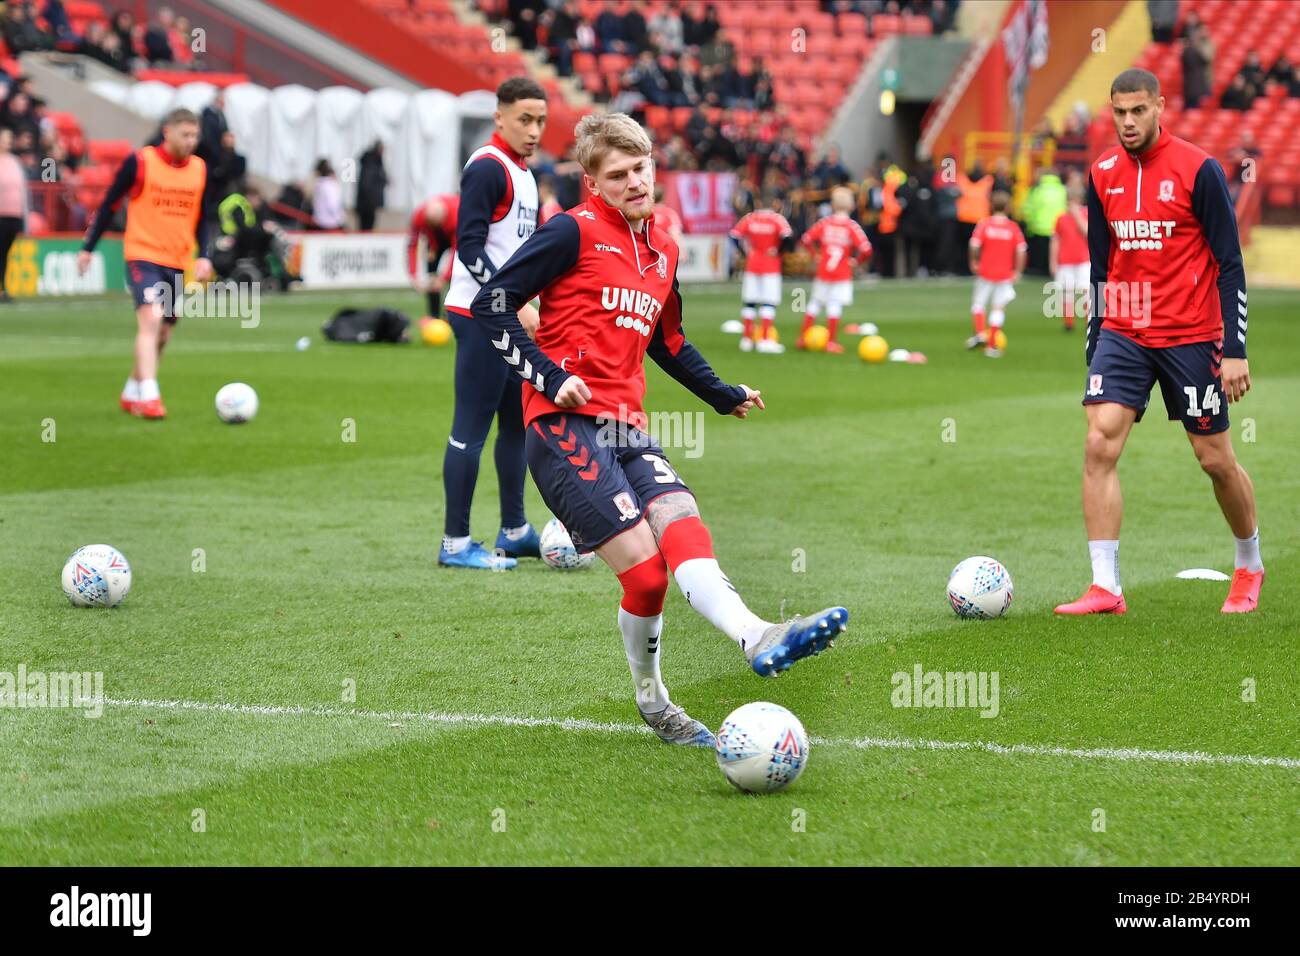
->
[[676, 235, 728, 282], [293, 232, 410, 289], [5, 236, 126, 297], [663, 172, 737, 235]]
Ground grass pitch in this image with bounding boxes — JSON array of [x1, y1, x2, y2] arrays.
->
[[1, 279, 1296, 865]]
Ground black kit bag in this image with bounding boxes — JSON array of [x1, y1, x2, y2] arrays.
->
[[322, 308, 412, 343]]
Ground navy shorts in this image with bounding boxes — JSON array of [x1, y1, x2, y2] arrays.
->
[[1083, 329, 1228, 434], [526, 412, 692, 551], [127, 260, 186, 324]]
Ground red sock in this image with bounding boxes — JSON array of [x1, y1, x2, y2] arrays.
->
[[657, 515, 714, 573], [972, 310, 986, 335], [617, 553, 669, 616], [760, 317, 773, 339], [800, 313, 815, 335], [826, 317, 840, 343], [742, 317, 754, 340]]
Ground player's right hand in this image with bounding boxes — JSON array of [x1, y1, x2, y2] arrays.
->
[[76, 250, 92, 275], [1221, 358, 1251, 403], [554, 375, 591, 409]]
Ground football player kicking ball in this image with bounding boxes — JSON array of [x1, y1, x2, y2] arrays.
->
[[470, 113, 848, 747], [965, 190, 1026, 358], [79, 108, 212, 419], [1057, 68, 1261, 616], [797, 187, 871, 353]]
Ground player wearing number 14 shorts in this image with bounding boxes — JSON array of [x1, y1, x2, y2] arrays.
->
[[470, 113, 847, 748], [1056, 68, 1262, 616]]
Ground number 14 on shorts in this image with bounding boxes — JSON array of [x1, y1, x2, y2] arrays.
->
[[1185, 384, 1222, 416]]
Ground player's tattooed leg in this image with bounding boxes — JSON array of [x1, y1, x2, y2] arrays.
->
[[645, 491, 700, 540]]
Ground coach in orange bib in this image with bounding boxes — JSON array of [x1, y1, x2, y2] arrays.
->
[[79, 108, 213, 420]]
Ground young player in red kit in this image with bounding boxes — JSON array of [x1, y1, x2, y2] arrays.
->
[[798, 187, 871, 353], [730, 194, 792, 353], [1051, 177, 1089, 332], [1057, 69, 1261, 615], [470, 113, 848, 747], [407, 194, 458, 318], [653, 181, 684, 243], [965, 190, 1026, 357]]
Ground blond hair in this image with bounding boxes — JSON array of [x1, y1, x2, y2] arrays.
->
[[574, 111, 652, 175], [830, 186, 854, 213]]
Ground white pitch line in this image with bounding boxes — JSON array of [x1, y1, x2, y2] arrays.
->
[[100, 697, 1300, 770]]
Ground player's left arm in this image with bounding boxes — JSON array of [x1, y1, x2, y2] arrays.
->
[[1191, 157, 1250, 400], [192, 166, 213, 280], [648, 274, 758, 417]]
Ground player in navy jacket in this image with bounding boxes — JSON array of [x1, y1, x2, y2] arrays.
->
[[1057, 68, 1262, 616], [469, 113, 848, 747]]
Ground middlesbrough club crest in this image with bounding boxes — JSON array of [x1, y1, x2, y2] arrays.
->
[[655, 253, 667, 279], [1158, 179, 1175, 202]]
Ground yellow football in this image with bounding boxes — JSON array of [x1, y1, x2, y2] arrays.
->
[[858, 334, 889, 363]]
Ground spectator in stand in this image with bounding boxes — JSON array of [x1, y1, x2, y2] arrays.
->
[[990, 156, 1013, 194], [1268, 54, 1292, 86], [143, 6, 175, 64], [542, 1, 578, 76], [1176, 7, 1201, 38], [595, 0, 629, 54], [1181, 23, 1214, 108], [13, 129, 40, 180], [1147, 0, 1179, 43], [1021, 165, 1066, 276], [624, 0, 649, 53], [80, 21, 131, 73], [4, 3, 52, 53], [514, 6, 538, 51], [112, 9, 136, 51], [311, 159, 345, 230], [42, 0, 76, 44], [1237, 50, 1267, 99], [0, 127, 25, 303], [810, 145, 852, 190], [170, 14, 195, 67], [698, 27, 734, 68], [649, 1, 684, 54], [1219, 74, 1253, 111], [3, 92, 40, 143], [630, 49, 669, 106], [575, 14, 597, 55], [356, 140, 387, 232]]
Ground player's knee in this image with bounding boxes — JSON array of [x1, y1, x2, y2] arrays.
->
[[1084, 427, 1121, 469], [1194, 443, 1236, 481], [618, 552, 669, 616]]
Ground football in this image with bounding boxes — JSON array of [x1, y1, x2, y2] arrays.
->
[[215, 382, 259, 423], [947, 555, 1014, 619], [715, 701, 810, 793], [802, 324, 830, 351], [61, 544, 132, 608], [421, 317, 452, 346], [538, 518, 594, 570], [859, 334, 889, 362]]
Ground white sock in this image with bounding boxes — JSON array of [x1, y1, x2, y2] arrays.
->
[[1089, 539, 1121, 594], [671, 557, 768, 647], [122, 378, 140, 401], [139, 378, 160, 401], [442, 535, 471, 554], [619, 608, 670, 712], [501, 524, 531, 541], [1234, 528, 1262, 572], [990, 311, 1005, 328]]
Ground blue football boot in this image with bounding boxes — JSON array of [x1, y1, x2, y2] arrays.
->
[[438, 540, 517, 570], [495, 524, 541, 559], [640, 704, 716, 748], [746, 606, 848, 677]]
